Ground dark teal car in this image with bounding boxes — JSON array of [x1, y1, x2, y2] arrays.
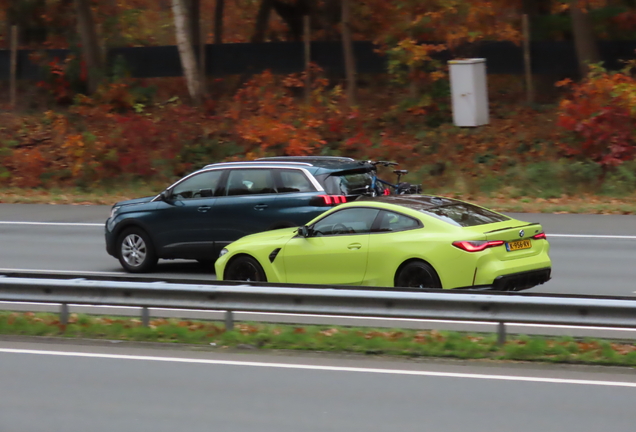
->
[[105, 157, 378, 272]]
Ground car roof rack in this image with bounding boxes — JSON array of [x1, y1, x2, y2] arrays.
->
[[257, 156, 356, 162]]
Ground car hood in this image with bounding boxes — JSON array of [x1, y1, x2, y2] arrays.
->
[[114, 196, 157, 207], [235, 227, 299, 244]]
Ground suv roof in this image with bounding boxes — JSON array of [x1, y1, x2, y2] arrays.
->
[[204, 156, 369, 173]]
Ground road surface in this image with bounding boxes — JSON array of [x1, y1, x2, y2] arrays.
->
[[1, 339, 635, 432]]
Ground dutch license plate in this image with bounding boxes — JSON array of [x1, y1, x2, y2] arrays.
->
[[506, 239, 532, 252]]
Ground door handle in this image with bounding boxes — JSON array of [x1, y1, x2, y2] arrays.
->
[[347, 243, 362, 250], [254, 204, 268, 210], [197, 206, 211, 213]]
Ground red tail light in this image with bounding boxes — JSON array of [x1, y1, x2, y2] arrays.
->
[[532, 232, 547, 240], [311, 195, 348, 206], [453, 240, 505, 252]]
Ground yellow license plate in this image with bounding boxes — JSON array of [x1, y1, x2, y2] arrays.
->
[[506, 239, 532, 251]]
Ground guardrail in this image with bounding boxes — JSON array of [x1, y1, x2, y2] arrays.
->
[[1, 277, 636, 343]]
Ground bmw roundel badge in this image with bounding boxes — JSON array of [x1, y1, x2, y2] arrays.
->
[[519, 230, 525, 238]]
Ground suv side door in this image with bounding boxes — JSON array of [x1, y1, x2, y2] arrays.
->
[[151, 169, 223, 258], [271, 168, 325, 227], [210, 168, 281, 252]]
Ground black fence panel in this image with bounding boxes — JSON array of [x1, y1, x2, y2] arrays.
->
[[1, 41, 635, 81], [0, 49, 69, 80]]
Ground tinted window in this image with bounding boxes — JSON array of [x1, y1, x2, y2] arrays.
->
[[323, 171, 373, 195], [172, 170, 222, 200], [225, 169, 276, 196], [374, 210, 421, 232], [312, 208, 380, 236], [278, 169, 315, 193], [420, 203, 509, 227]]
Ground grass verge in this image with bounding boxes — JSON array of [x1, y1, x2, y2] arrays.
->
[[2, 186, 636, 215], [2, 311, 636, 367]]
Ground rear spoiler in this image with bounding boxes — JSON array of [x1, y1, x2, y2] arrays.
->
[[483, 222, 541, 234]]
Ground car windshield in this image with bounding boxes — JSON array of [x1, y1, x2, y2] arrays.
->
[[418, 203, 510, 227], [324, 171, 374, 195]]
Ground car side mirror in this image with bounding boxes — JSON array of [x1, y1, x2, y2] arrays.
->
[[160, 189, 173, 202], [299, 226, 311, 238]]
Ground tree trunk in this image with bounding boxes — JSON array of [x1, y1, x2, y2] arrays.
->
[[214, 0, 225, 44], [172, 0, 203, 104], [75, 0, 104, 94], [522, 0, 551, 16], [252, 0, 273, 42], [341, 0, 357, 106], [570, 1, 600, 77], [188, 0, 200, 58]]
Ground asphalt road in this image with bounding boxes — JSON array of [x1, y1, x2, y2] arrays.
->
[[1, 339, 635, 432], [0, 203, 635, 296]]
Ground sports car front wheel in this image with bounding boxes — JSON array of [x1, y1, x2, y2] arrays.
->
[[224, 256, 267, 282], [395, 261, 442, 289]]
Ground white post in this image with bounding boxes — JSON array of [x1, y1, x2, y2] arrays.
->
[[448, 58, 489, 127]]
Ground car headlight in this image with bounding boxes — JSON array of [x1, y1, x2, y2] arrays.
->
[[219, 248, 229, 258], [109, 206, 121, 219]]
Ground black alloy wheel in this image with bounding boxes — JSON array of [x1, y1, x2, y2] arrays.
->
[[225, 256, 267, 282], [395, 261, 442, 289]]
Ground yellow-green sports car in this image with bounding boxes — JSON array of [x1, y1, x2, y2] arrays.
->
[[215, 195, 551, 290]]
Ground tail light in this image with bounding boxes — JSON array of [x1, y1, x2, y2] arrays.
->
[[453, 240, 504, 252], [310, 195, 348, 206], [532, 232, 547, 240]]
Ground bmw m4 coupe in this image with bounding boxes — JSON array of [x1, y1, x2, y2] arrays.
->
[[215, 195, 552, 290]]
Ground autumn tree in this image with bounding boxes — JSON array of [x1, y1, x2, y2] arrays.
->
[[568, 0, 601, 76], [75, 0, 104, 94], [251, 0, 341, 42], [5, 0, 49, 46], [214, 0, 225, 43]]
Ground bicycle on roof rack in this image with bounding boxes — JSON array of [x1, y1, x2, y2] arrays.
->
[[363, 161, 422, 197]]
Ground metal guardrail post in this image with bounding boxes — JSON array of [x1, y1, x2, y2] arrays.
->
[[225, 310, 234, 331], [60, 303, 69, 325], [497, 322, 506, 345], [141, 307, 150, 327]]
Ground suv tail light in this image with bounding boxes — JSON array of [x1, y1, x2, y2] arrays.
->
[[310, 195, 348, 206], [532, 232, 547, 240], [452, 240, 504, 252]]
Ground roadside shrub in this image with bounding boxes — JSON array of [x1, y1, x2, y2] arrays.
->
[[557, 64, 636, 171], [515, 161, 564, 198], [600, 161, 636, 196]]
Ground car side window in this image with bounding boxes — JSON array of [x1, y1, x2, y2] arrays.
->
[[278, 169, 315, 193], [373, 210, 421, 233], [225, 169, 277, 196], [312, 208, 380, 236], [172, 170, 223, 200]]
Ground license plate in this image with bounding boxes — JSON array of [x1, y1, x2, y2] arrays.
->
[[506, 239, 532, 252]]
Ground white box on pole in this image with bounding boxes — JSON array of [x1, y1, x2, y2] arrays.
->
[[448, 58, 489, 127]]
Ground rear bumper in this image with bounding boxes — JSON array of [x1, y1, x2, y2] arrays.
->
[[491, 268, 552, 291]]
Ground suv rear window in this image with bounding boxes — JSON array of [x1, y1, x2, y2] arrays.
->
[[418, 203, 509, 227], [323, 171, 374, 195]]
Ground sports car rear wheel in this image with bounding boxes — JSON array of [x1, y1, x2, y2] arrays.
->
[[395, 261, 441, 289], [225, 256, 267, 282]]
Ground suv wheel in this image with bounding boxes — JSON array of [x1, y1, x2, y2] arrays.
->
[[117, 227, 158, 273]]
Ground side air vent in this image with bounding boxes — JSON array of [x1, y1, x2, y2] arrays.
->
[[269, 248, 282, 263]]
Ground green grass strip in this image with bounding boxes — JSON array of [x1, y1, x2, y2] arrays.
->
[[2, 311, 636, 366]]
